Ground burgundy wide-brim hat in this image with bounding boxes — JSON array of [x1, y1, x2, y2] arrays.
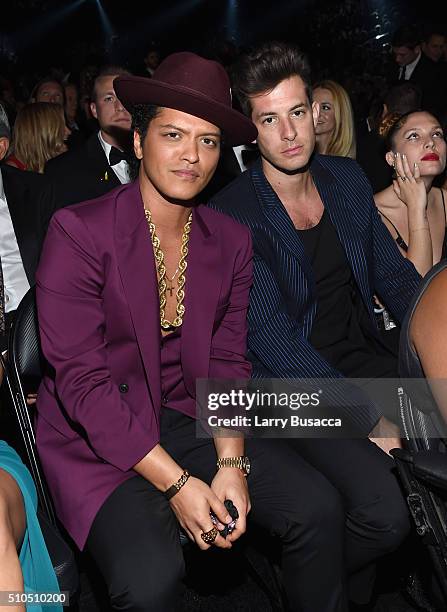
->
[[114, 52, 257, 147]]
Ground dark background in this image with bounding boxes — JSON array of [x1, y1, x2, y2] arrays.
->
[[2, 0, 447, 73], [1, 0, 447, 121]]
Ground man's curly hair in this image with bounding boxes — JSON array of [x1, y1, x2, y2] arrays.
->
[[128, 104, 161, 180]]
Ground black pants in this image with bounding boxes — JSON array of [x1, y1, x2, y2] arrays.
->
[[86, 409, 409, 611], [288, 438, 411, 603]]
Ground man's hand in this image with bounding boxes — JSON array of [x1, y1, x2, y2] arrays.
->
[[369, 416, 402, 455], [26, 393, 37, 406], [211, 467, 251, 544], [169, 476, 234, 550]]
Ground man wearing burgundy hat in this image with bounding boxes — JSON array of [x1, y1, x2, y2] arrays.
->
[[36, 52, 351, 611]]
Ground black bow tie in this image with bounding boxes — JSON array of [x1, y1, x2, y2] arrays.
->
[[109, 146, 131, 166]]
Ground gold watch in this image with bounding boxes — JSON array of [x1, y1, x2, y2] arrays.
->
[[216, 456, 251, 476]]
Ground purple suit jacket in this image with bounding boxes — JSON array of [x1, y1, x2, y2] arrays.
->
[[35, 180, 252, 549]]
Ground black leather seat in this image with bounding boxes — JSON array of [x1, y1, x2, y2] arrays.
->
[[2, 286, 79, 599], [392, 260, 447, 605]]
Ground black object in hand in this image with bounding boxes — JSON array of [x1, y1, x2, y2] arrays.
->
[[210, 499, 239, 537]]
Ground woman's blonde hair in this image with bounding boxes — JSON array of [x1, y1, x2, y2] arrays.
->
[[313, 80, 356, 159], [12, 102, 66, 173]]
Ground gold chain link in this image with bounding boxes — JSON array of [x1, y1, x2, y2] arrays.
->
[[144, 208, 192, 331]]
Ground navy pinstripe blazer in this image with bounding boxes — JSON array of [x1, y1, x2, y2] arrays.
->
[[210, 154, 422, 433]]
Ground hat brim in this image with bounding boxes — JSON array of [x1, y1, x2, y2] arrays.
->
[[114, 75, 257, 147]]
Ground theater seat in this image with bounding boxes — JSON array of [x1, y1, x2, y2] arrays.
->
[[2, 286, 79, 600], [392, 260, 447, 607]]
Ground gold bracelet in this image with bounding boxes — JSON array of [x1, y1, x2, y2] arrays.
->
[[164, 469, 190, 501]]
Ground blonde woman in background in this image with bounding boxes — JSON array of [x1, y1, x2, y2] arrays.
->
[[6, 103, 69, 173], [313, 79, 356, 158]]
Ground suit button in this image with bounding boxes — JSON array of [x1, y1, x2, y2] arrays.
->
[[119, 383, 129, 393], [162, 395, 168, 404]]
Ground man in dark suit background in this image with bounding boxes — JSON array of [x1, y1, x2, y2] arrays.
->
[[39, 66, 133, 239], [421, 25, 447, 123], [390, 25, 444, 117], [210, 42, 419, 607], [0, 103, 44, 448], [0, 104, 43, 353], [421, 26, 447, 65], [356, 82, 422, 193]]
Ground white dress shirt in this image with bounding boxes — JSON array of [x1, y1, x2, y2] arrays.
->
[[400, 52, 421, 80], [0, 169, 30, 312], [233, 145, 249, 172], [98, 131, 130, 185]]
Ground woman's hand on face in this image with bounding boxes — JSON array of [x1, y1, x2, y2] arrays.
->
[[392, 152, 427, 213], [168, 476, 234, 550], [211, 467, 251, 544]]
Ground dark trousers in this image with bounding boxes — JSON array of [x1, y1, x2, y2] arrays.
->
[[86, 409, 409, 611], [288, 438, 411, 603]]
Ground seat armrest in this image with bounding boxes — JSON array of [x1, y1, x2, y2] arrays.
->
[[410, 451, 447, 491]]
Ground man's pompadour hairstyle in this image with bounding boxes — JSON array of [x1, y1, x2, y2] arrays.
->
[[231, 41, 312, 116]]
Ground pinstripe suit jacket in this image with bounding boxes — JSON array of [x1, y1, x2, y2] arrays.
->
[[210, 154, 422, 433]]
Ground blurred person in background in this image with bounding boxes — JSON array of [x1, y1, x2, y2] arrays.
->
[[313, 79, 356, 158], [0, 101, 44, 357], [64, 82, 80, 131], [357, 82, 422, 193], [6, 103, 69, 173], [0, 77, 17, 125], [0, 104, 10, 161], [40, 66, 133, 226], [421, 27, 447, 64], [64, 81, 86, 149], [142, 44, 161, 77], [390, 25, 441, 116], [30, 77, 64, 106]]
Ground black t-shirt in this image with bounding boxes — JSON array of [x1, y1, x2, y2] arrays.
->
[[297, 210, 397, 378]]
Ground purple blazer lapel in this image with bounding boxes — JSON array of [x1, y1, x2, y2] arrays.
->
[[114, 181, 162, 416], [181, 206, 222, 396]]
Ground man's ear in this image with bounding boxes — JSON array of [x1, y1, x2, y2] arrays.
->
[[133, 131, 143, 160], [90, 101, 98, 120], [0, 137, 10, 161], [312, 101, 320, 128]]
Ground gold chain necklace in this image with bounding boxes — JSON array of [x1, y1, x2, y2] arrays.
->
[[144, 208, 192, 330]]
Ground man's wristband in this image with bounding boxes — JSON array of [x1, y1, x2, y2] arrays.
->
[[164, 469, 190, 501]]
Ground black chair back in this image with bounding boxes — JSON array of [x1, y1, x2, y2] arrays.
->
[[392, 260, 447, 606], [3, 286, 55, 523], [2, 286, 79, 598]]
